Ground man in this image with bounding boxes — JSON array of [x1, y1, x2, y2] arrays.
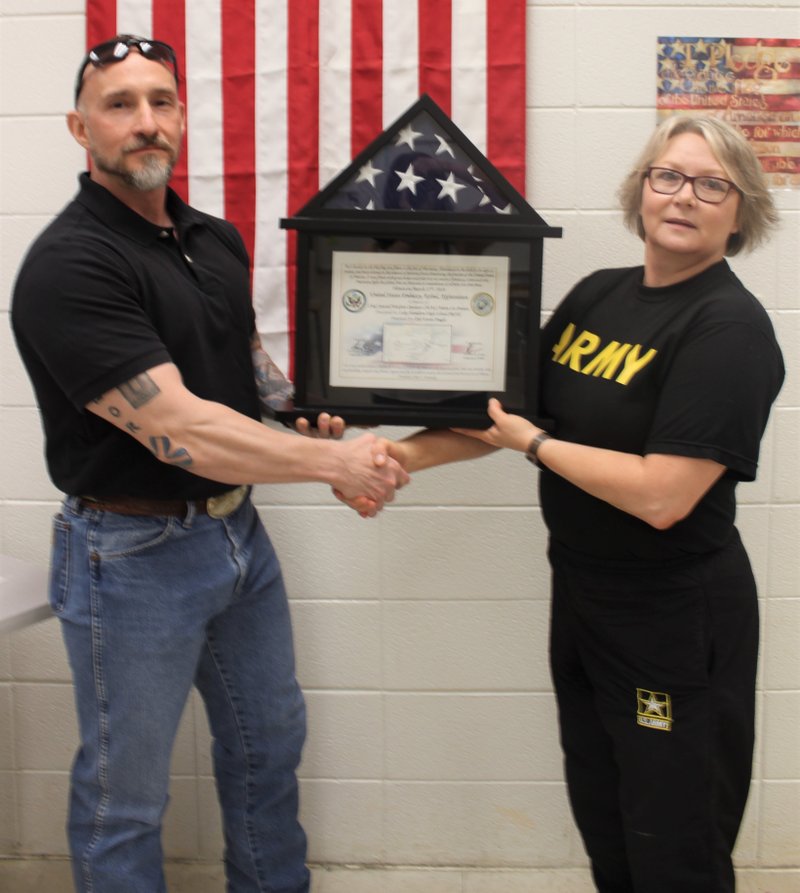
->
[[11, 35, 407, 893]]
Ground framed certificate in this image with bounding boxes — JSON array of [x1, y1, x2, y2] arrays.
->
[[275, 232, 549, 428]]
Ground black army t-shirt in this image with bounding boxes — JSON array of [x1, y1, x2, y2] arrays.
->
[[12, 174, 261, 500], [538, 261, 784, 563]]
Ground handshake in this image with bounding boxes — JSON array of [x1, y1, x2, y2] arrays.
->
[[296, 413, 410, 519], [294, 397, 525, 518]]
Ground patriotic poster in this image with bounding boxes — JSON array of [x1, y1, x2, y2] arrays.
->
[[84, 1, 527, 376], [657, 37, 800, 189]]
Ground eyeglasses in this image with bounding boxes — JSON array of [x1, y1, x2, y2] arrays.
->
[[645, 167, 739, 204], [74, 35, 179, 102]]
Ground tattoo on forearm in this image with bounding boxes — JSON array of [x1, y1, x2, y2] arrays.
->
[[148, 436, 193, 468], [119, 374, 160, 408], [252, 346, 294, 411], [92, 383, 148, 439]]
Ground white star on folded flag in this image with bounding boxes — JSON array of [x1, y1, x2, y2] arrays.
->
[[356, 161, 383, 186], [395, 123, 425, 149], [435, 134, 455, 157], [395, 163, 426, 194], [436, 171, 467, 201]]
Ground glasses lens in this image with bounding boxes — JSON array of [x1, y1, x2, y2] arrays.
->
[[87, 39, 127, 65], [693, 177, 730, 203], [137, 40, 177, 69], [649, 169, 683, 194]]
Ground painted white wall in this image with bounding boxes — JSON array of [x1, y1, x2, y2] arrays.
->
[[1, 0, 798, 886]]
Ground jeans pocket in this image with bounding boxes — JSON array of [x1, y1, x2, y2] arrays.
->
[[49, 514, 71, 614], [94, 514, 177, 560]]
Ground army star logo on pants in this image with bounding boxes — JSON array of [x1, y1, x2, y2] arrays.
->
[[636, 688, 673, 731]]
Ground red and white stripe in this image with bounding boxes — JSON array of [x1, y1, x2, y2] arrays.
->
[[86, 0, 526, 375]]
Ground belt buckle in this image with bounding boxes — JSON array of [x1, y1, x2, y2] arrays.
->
[[206, 486, 247, 519]]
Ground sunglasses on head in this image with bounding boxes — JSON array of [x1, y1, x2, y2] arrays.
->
[[74, 35, 179, 102]]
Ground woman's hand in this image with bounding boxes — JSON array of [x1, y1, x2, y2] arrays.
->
[[453, 397, 540, 453]]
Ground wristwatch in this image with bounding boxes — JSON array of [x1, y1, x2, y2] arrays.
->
[[525, 432, 552, 467]]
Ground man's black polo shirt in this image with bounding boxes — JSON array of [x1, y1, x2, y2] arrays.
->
[[11, 173, 262, 499]]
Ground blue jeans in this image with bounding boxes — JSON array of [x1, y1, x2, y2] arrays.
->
[[51, 494, 309, 893]]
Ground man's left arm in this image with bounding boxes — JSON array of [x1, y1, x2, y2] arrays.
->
[[250, 330, 294, 416]]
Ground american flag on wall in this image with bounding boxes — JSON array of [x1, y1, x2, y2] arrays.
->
[[85, 0, 527, 376]]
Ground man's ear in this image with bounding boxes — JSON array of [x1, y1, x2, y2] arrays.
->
[[66, 109, 90, 150]]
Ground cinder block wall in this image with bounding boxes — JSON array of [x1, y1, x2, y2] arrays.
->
[[1, 1, 798, 888]]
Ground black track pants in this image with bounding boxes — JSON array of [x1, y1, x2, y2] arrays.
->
[[549, 533, 758, 893]]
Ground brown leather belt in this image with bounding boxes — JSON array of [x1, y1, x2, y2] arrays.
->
[[79, 486, 248, 519]]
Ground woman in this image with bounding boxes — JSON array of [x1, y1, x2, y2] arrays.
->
[[369, 116, 784, 891]]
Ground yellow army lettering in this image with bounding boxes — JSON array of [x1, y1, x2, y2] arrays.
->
[[551, 323, 658, 385]]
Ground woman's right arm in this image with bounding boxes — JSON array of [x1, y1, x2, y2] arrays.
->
[[389, 428, 498, 472]]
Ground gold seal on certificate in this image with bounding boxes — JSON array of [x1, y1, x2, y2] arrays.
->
[[342, 289, 367, 312], [470, 292, 495, 317]]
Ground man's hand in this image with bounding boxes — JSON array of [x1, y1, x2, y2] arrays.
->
[[294, 417, 405, 516], [331, 439, 411, 518], [295, 414, 391, 515], [295, 413, 345, 439], [333, 434, 409, 509]]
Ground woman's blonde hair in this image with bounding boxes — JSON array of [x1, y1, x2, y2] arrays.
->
[[617, 115, 778, 256]]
